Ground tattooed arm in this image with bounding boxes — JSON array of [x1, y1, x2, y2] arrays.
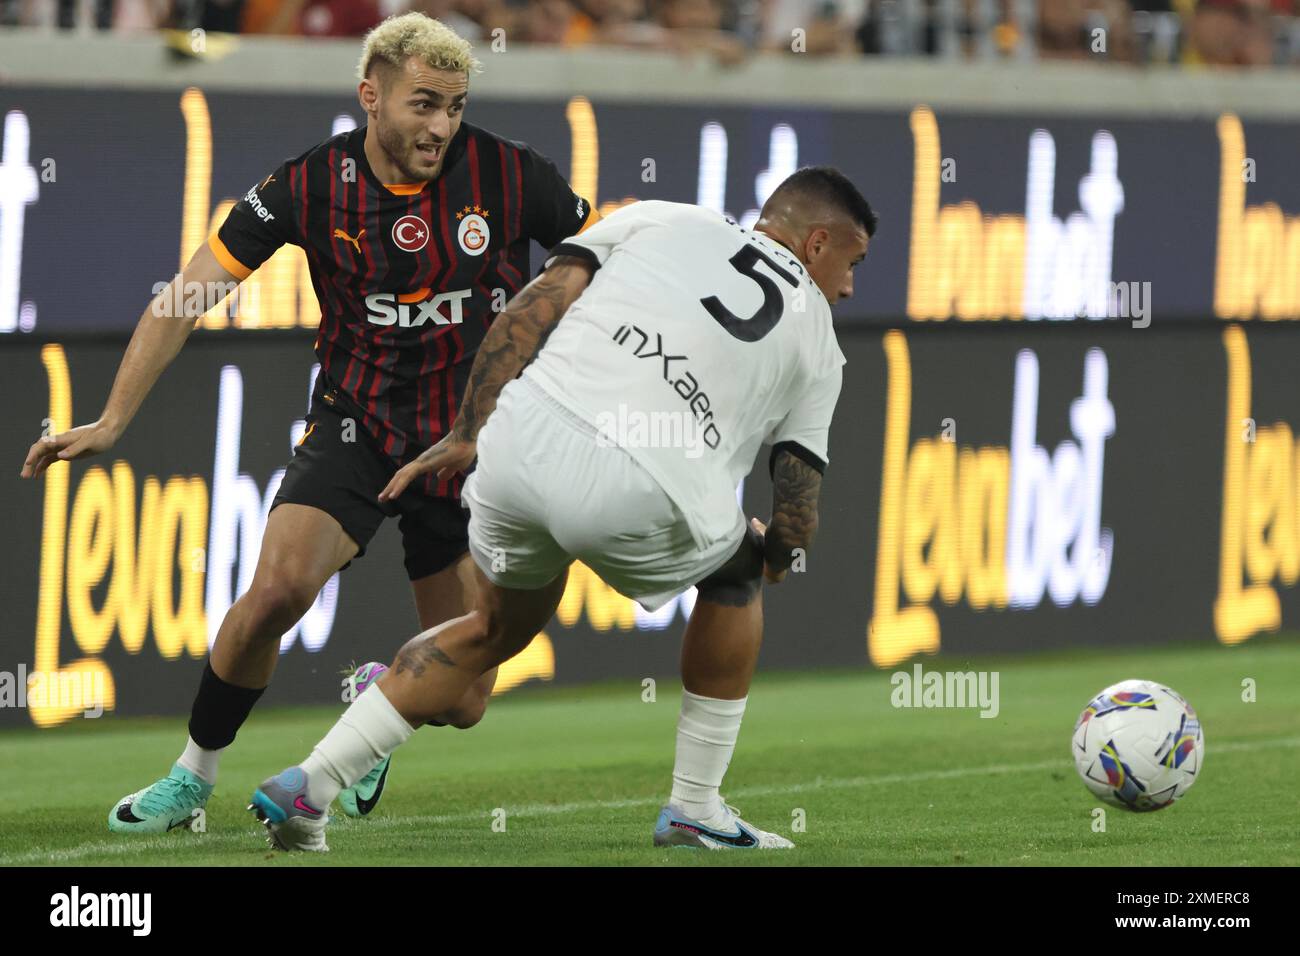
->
[[378, 256, 595, 501], [452, 256, 594, 444], [760, 448, 824, 583]]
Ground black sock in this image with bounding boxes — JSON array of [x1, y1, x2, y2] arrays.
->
[[188, 661, 266, 750]]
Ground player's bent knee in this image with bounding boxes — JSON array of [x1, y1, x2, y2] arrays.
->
[[695, 525, 765, 607], [242, 573, 320, 634], [433, 667, 495, 729], [439, 692, 489, 730], [444, 711, 485, 730]]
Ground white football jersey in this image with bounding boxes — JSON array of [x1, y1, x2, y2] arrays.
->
[[523, 200, 846, 551]]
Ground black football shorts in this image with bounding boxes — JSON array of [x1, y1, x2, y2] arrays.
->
[[271, 385, 469, 580]]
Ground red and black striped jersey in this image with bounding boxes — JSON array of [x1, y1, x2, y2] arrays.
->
[[210, 121, 596, 497]]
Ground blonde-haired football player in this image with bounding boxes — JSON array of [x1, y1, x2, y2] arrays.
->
[[21, 13, 597, 836]]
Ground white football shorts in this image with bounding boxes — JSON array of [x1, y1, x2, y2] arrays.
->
[[462, 374, 743, 611]]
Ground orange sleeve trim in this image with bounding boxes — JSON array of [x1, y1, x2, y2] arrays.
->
[[575, 201, 601, 235], [208, 234, 254, 281]]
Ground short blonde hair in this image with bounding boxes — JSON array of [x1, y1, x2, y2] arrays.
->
[[357, 13, 482, 84]]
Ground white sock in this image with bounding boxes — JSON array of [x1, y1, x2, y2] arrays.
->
[[301, 684, 415, 809], [669, 690, 748, 827], [177, 736, 223, 786]]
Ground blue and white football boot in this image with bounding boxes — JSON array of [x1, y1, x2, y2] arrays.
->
[[654, 800, 794, 850]]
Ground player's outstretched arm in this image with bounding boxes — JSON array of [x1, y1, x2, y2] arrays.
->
[[20, 241, 241, 478], [758, 449, 824, 584], [379, 255, 594, 500]]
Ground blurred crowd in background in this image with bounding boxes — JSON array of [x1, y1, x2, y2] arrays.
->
[[2, 0, 1298, 66]]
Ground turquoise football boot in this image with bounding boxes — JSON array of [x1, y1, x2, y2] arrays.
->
[[108, 762, 213, 834]]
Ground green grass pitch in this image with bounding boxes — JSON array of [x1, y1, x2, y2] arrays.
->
[[2, 637, 1297, 866]]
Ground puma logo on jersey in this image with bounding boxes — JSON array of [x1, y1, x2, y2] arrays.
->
[[260, 173, 276, 190], [333, 228, 366, 254], [365, 289, 472, 327]]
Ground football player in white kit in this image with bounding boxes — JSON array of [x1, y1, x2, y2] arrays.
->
[[249, 167, 875, 851]]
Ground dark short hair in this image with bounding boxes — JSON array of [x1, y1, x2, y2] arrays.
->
[[764, 166, 878, 238]]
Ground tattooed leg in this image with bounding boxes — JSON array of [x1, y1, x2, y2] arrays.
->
[[376, 563, 570, 727], [393, 638, 457, 679]]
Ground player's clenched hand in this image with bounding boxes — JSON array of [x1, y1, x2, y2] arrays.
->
[[21, 421, 119, 479], [379, 432, 476, 502], [749, 517, 788, 584]]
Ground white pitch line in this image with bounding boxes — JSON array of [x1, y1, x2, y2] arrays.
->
[[0, 833, 252, 865], [357, 734, 1300, 831], [4, 735, 1296, 866]]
